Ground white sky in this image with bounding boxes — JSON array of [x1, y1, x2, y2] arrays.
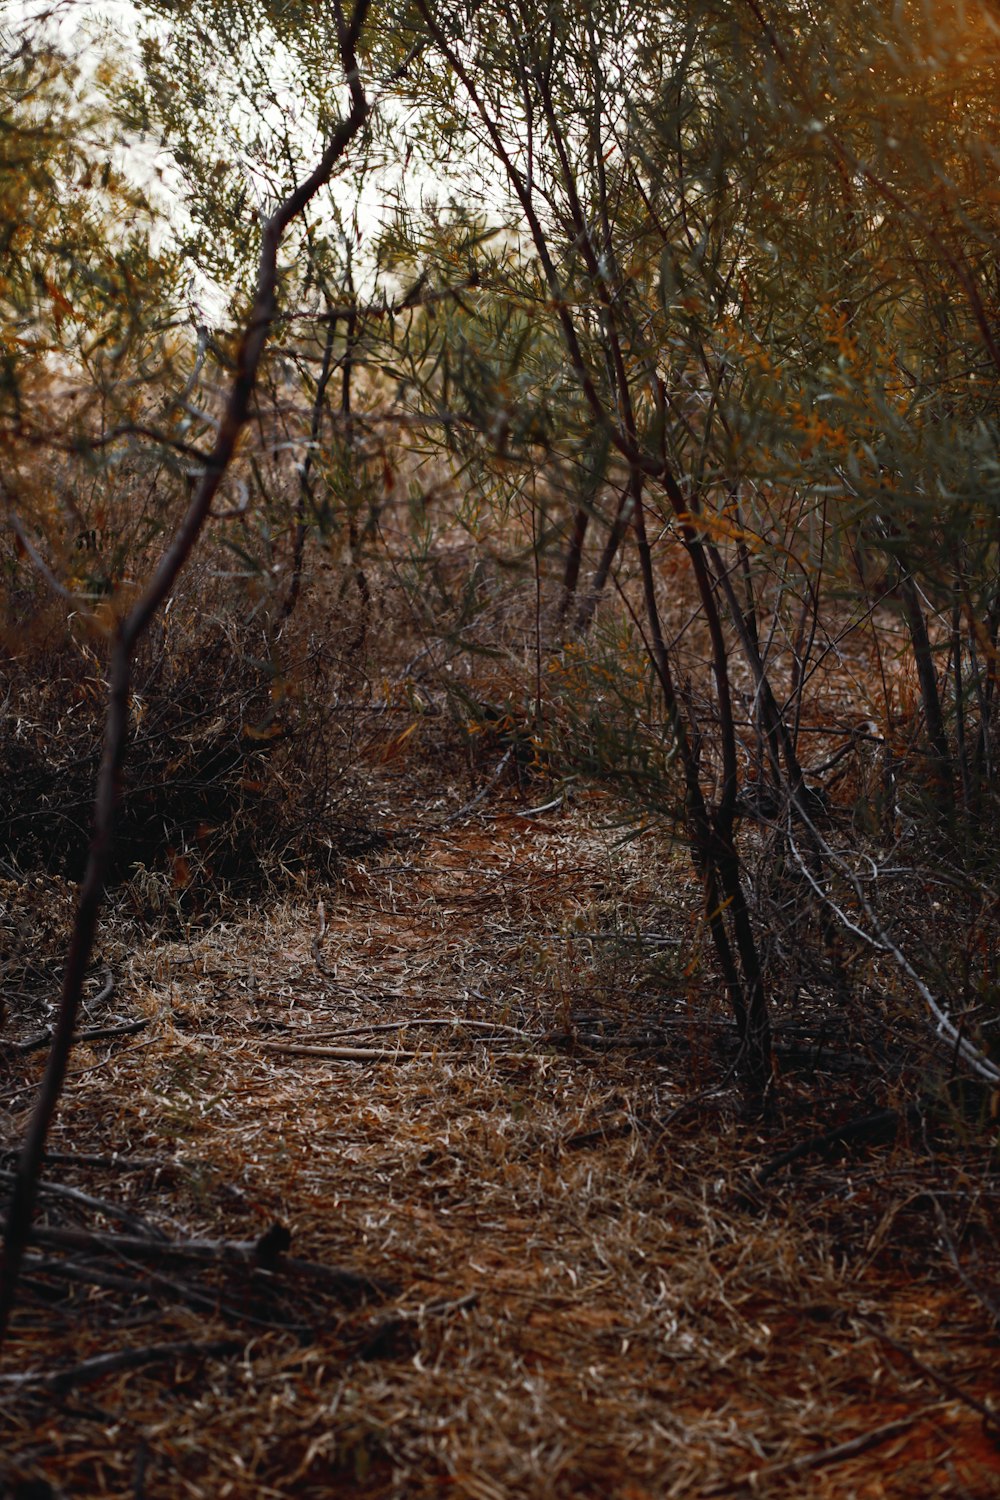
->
[[4, 0, 523, 328]]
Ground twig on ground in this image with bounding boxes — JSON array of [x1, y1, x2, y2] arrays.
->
[[0, 1218, 395, 1297], [439, 747, 514, 827], [0, 1169, 167, 1240], [0, 1338, 244, 1392], [857, 1313, 999, 1432], [13, 1016, 146, 1054], [257, 1041, 417, 1061], [707, 1411, 931, 1492], [755, 1106, 922, 1186]]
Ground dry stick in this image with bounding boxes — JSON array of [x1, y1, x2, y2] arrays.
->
[[257, 1041, 417, 1061], [13, 1017, 146, 1055], [0, 0, 373, 1353], [930, 1191, 1000, 1329], [856, 1313, 999, 1432], [2, 1220, 392, 1296], [306, 1018, 534, 1039], [708, 1412, 930, 1493], [0, 1168, 166, 1241], [0, 1338, 244, 1393]]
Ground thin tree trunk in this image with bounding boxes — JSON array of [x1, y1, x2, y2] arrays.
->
[[559, 506, 590, 622], [898, 570, 952, 812], [341, 278, 372, 652], [574, 487, 630, 634], [0, 0, 373, 1352], [281, 302, 340, 625]]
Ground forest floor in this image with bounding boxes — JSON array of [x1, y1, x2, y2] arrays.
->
[[1, 772, 998, 1498]]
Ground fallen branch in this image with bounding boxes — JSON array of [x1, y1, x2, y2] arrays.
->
[[857, 1312, 1000, 1432], [0, 1338, 244, 1393], [755, 1106, 922, 1186], [0, 1218, 394, 1298], [13, 1016, 146, 1055], [708, 1412, 927, 1492], [0, 1168, 167, 1240], [257, 1042, 417, 1061]]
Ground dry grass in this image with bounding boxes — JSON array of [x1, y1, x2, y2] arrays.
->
[[1, 776, 998, 1498]]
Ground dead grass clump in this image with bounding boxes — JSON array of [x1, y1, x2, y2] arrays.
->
[[0, 872, 78, 1041], [0, 549, 401, 911]]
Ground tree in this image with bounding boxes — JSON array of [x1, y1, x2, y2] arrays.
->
[[382, 0, 1000, 1091], [0, 15, 189, 599], [5, 0, 1000, 1360], [0, 0, 375, 1350]]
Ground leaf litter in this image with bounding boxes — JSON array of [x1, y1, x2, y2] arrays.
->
[[0, 783, 997, 1498]]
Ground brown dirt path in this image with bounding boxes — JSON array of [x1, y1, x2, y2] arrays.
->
[[1, 792, 998, 1497]]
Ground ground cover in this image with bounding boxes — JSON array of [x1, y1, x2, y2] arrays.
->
[[1, 781, 997, 1498]]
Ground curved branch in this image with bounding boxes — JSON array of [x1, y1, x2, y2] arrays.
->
[[0, 0, 373, 1353], [785, 825, 1000, 1086]]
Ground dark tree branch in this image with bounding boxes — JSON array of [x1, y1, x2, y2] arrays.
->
[[0, 0, 374, 1353]]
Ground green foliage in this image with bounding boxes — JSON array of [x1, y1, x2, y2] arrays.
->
[[0, 19, 183, 398]]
